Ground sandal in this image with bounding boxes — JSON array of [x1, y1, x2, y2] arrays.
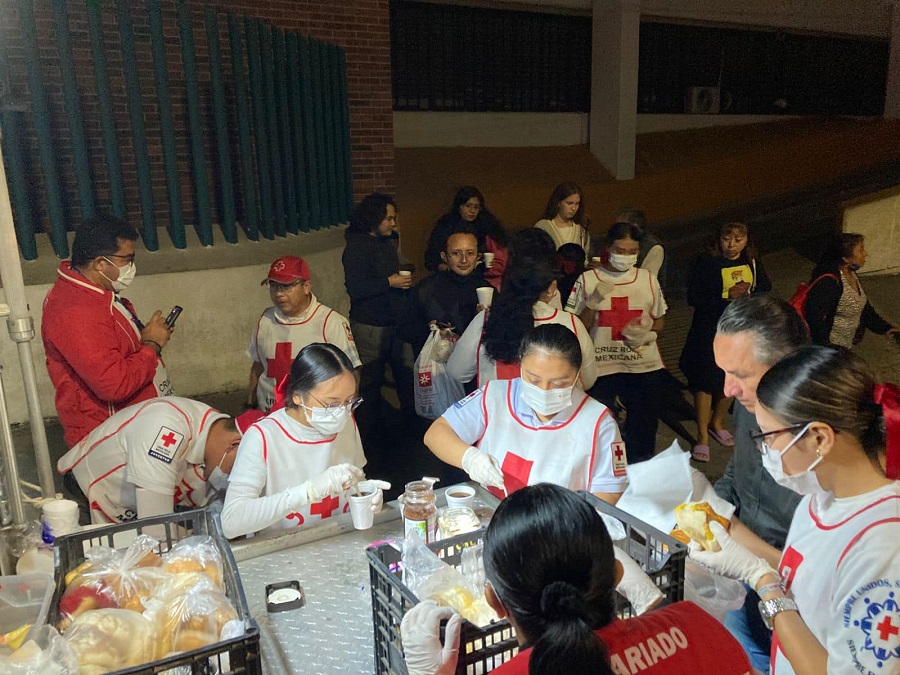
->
[[708, 427, 735, 447], [691, 444, 710, 463]]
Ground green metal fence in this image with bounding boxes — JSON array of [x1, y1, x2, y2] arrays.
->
[[0, 2, 353, 260]]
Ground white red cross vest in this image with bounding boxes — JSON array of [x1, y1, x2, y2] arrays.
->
[[569, 267, 666, 377], [250, 410, 366, 536], [772, 484, 900, 675], [250, 301, 360, 412], [475, 380, 625, 500]]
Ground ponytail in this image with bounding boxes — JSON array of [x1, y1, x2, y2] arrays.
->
[[529, 582, 613, 675]]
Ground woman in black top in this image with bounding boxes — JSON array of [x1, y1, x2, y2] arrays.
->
[[804, 233, 897, 348], [679, 222, 771, 462], [424, 186, 508, 290]]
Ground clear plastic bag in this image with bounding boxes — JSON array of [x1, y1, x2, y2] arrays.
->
[[402, 532, 498, 627], [0, 625, 78, 674], [148, 573, 238, 656], [59, 535, 167, 628], [65, 608, 158, 673], [162, 535, 224, 588], [684, 558, 747, 623], [414, 325, 465, 420]]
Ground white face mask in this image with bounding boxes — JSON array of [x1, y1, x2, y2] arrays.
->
[[607, 253, 638, 272], [760, 422, 825, 496], [207, 465, 229, 495], [299, 398, 352, 436], [520, 378, 574, 416], [102, 258, 136, 293]]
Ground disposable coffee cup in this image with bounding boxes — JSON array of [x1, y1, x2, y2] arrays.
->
[[591, 257, 603, 263], [482, 252, 495, 268], [476, 287, 494, 308], [398, 270, 412, 277], [42, 499, 79, 539], [444, 485, 476, 510], [349, 482, 381, 530]]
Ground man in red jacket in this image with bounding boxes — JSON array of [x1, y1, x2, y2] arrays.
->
[[42, 214, 174, 448]]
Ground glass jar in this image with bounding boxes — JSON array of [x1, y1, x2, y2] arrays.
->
[[400, 480, 438, 543]]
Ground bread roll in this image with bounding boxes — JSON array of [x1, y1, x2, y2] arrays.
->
[[673, 501, 731, 552]]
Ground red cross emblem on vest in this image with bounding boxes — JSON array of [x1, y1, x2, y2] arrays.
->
[[161, 431, 178, 447], [267, 342, 294, 383], [597, 296, 643, 341], [310, 495, 340, 519]]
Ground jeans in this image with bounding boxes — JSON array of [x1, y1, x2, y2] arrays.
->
[[724, 584, 772, 674]]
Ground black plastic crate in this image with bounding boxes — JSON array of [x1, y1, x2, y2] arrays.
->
[[579, 491, 687, 617], [367, 492, 687, 674], [368, 530, 518, 675], [51, 509, 261, 675]]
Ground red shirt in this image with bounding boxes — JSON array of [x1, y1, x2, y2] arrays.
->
[[492, 602, 752, 675], [42, 262, 159, 447]]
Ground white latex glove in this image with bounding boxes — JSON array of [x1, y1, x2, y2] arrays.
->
[[461, 447, 505, 490], [689, 522, 778, 588], [358, 480, 392, 513], [307, 463, 366, 502], [401, 600, 462, 675], [620, 317, 656, 348], [585, 279, 616, 311], [614, 547, 663, 615]]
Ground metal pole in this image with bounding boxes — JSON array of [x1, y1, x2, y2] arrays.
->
[[0, 357, 26, 527], [0, 123, 55, 501]]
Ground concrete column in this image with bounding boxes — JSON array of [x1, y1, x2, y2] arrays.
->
[[589, 0, 641, 180], [886, 0, 900, 119]]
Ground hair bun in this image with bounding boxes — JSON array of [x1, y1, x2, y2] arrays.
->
[[540, 581, 589, 624]]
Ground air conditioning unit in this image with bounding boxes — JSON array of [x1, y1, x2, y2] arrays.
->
[[685, 86, 721, 114]]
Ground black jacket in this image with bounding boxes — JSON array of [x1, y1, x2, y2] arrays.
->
[[805, 269, 891, 346], [342, 229, 407, 326], [407, 269, 491, 352]]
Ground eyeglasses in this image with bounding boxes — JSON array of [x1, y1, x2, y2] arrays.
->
[[269, 280, 305, 293], [105, 254, 136, 264], [308, 393, 364, 416], [447, 251, 477, 260], [749, 423, 807, 455]]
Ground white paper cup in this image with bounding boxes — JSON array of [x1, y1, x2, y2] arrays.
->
[[482, 252, 495, 268], [476, 287, 494, 308], [349, 483, 381, 530], [42, 499, 79, 538], [398, 270, 412, 277], [444, 485, 476, 510], [591, 257, 603, 263]]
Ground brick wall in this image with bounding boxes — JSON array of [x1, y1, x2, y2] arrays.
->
[[0, 0, 393, 241]]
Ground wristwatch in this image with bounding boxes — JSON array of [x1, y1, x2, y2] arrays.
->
[[758, 596, 799, 630]]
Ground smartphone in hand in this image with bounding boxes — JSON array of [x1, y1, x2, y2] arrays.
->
[[164, 305, 183, 328]]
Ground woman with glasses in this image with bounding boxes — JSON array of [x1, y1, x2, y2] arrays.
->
[[690, 346, 900, 675], [221, 343, 374, 539]]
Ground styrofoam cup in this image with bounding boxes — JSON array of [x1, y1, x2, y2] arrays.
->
[[349, 483, 381, 530], [476, 287, 494, 308], [41, 499, 79, 538], [444, 485, 476, 510], [398, 270, 412, 277], [482, 252, 495, 268]]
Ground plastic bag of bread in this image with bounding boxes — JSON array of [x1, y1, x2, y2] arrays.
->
[[0, 625, 78, 675], [59, 535, 168, 628], [162, 536, 224, 588], [65, 609, 157, 673], [151, 576, 239, 656]]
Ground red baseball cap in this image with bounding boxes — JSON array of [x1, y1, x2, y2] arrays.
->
[[261, 256, 311, 285]]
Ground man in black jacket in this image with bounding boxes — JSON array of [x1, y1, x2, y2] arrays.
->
[[408, 225, 492, 354], [342, 193, 415, 423]]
